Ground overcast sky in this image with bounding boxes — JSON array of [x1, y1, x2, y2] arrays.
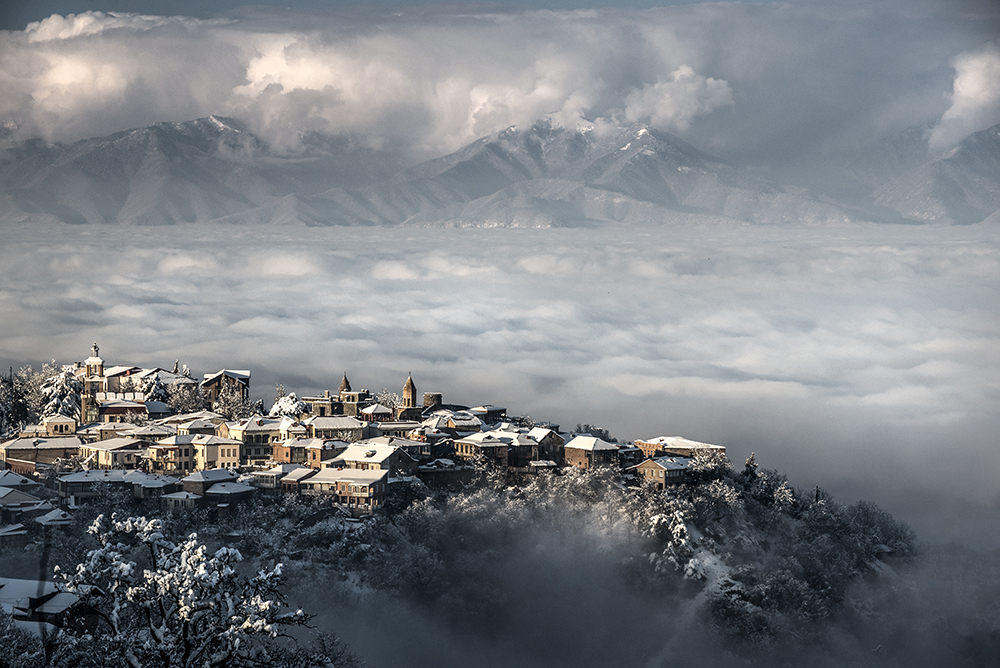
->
[[1, 0, 998, 166]]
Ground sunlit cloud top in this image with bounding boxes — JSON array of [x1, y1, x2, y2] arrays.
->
[[1, 1, 997, 163]]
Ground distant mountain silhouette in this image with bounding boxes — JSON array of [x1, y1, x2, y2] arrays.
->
[[872, 124, 1000, 225], [1, 115, 997, 227]]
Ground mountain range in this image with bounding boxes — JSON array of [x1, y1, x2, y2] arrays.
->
[[1, 115, 997, 227]]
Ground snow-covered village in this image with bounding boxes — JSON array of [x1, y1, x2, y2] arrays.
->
[[0, 343, 931, 668], [0, 342, 721, 514]]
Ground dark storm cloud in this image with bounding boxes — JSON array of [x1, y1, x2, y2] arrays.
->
[[1, 0, 998, 165]]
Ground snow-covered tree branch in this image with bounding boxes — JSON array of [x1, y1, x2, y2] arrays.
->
[[55, 515, 316, 668]]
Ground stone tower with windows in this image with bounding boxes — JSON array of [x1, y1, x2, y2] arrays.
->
[[402, 373, 417, 409], [81, 342, 105, 424]]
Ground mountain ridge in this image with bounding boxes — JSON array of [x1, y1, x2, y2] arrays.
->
[[1, 116, 997, 227]]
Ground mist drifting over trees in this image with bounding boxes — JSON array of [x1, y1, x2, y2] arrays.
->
[[4, 452, 998, 667]]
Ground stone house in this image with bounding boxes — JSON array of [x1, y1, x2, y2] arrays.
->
[[631, 456, 691, 488], [634, 436, 727, 459], [299, 468, 388, 515], [329, 443, 418, 478], [527, 427, 566, 465], [300, 390, 343, 418], [564, 436, 619, 469], [280, 466, 318, 494], [181, 468, 238, 496], [42, 415, 77, 436], [0, 436, 83, 476], [302, 416, 364, 442], [453, 432, 510, 469], [78, 437, 149, 470]]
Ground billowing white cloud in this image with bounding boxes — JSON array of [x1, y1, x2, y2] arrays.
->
[[929, 42, 1000, 150], [23, 11, 220, 43], [619, 65, 733, 130], [1, 2, 993, 162]]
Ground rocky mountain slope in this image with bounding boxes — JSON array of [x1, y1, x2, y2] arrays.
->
[[1, 115, 997, 227]]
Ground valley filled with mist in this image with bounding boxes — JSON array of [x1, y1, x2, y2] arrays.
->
[[1, 221, 996, 547]]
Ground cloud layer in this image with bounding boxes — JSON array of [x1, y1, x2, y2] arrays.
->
[[0, 220, 997, 545], [1, 1, 997, 163]]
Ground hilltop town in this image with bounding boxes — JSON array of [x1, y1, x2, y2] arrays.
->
[[0, 343, 726, 526], [0, 344, 926, 668]]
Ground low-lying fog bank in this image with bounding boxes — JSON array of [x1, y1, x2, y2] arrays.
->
[[0, 220, 997, 546]]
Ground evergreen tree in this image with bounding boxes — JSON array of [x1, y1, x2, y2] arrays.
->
[[141, 374, 171, 404], [166, 382, 205, 415], [269, 391, 306, 418], [39, 365, 83, 421], [214, 382, 255, 421]]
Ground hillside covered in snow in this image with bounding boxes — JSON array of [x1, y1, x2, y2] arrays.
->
[[2, 116, 997, 228]]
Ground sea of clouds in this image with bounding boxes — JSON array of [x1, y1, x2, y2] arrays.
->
[[0, 220, 997, 546]]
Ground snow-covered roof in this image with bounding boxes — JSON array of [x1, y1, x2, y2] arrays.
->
[[254, 463, 309, 477], [336, 443, 416, 465], [281, 468, 319, 482], [527, 427, 559, 441], [104, 365, 142, 378], [420, 416, 450, 430], [41, 414, 76, 424], [182, 468, 237, 483], [565, 435, 618, 451], [179, 419, 216, 430], [77, 423, 135, 435], [81, 437, 147, 451], [637, 436, 726, 451], [0, 487, 41, 505], [59, 470, 132, 483], [0, 436, 84, 450], [0, 524, 28, 538], [303, 416, 364, 429], [35, 509, 73, 526], [203, 482, 255, 496], [308, 468, 387, 485], [162, 491, 202, 500], [235, 416, 283, 432], [126, 424, 176, 437], [202, 369, 251, 384], [280, 418, 306, 432], [0, 471, 35, 487], [632, 456, 692, 471], [99, 398, 146, 408], [0, 577, 61, 609], [123, 471, 179, 488], [362, 436, 424, 448], [156, 411, 224, 426]]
